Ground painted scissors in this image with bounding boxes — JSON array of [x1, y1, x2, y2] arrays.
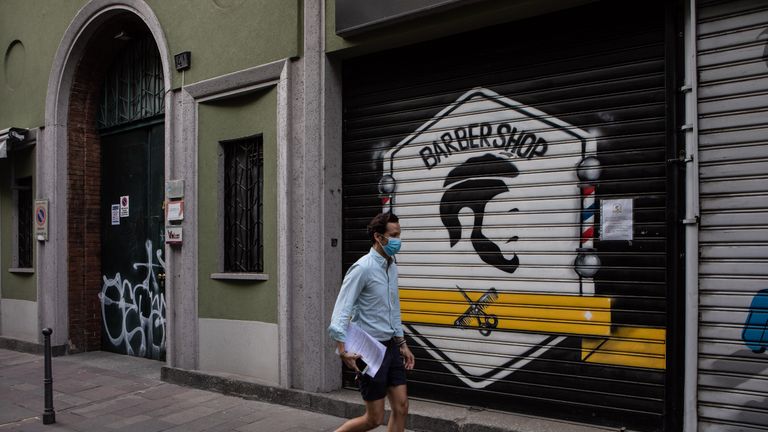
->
[[453, 286, 499, 336]]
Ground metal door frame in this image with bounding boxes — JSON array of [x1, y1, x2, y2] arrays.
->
[[663, 0, 687, 430]]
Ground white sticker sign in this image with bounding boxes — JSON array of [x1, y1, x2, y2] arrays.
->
[[120, 195, 130, 217], [111, 204, 120, 225], [166, 200, 184, 222], [600, 198, 633, 241]]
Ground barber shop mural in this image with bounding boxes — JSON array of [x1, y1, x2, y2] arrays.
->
[[342, 3, 670, 428], [375, 88, 664, 390]]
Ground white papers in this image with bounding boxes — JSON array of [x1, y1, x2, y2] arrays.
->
[[111, 204, 120, 225], [344, 323, 386, 377], [600, 198, 633, 241]]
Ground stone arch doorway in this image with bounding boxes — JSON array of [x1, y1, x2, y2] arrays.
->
[[69, 16, 166, 360], [40, 1, 172, 360], [96, 32, 166, 360]]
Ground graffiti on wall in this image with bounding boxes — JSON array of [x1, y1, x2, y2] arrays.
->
[[98, 239, 166, 359], [378, 88, 664, 388]]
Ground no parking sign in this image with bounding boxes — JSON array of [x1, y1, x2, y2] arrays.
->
[[34, 199, 48, 241]]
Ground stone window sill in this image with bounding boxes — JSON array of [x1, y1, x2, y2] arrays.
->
[[8, 267, 34, 274], [210, 273, 269, 281]]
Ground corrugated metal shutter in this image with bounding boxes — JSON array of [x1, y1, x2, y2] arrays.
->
[[342, 2, 675, 430], [697, 0, 768, 430]]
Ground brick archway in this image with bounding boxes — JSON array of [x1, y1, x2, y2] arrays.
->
[[66, 17, 160, 353]]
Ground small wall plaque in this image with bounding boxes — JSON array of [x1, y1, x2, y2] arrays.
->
[[166, 226, 183, 244], [166, 179, 184, 199]]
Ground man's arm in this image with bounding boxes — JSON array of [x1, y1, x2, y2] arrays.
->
[[391, 268, 415, 370], [328, 263, 367, 370], [336, 340, 361, 372], [328, 263, 366, 341], [393, 334, 415, 370]]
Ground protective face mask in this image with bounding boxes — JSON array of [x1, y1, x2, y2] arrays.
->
[[382, 237, 401, 256]]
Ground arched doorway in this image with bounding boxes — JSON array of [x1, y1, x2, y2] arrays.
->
[[64, 14, 166, 360], [97, 34, 166, 360]]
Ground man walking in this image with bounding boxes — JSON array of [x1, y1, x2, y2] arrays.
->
[[328, 212, 415, 432]]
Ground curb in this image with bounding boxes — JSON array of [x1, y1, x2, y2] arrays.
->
[[0, 336, 67, 357], [161, 366, 612, 432]]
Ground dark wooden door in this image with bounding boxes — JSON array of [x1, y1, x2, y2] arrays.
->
[[100, 122, 165, 360]]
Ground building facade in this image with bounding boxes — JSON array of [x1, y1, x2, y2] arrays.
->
[[0, 0, 766, 430]]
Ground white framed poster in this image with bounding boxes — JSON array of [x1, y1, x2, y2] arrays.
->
[[600, 198, 633, 241]]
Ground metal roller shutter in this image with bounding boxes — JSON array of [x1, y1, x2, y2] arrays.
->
[[342, 2, 677, 430], [697, 0, 768, 430]]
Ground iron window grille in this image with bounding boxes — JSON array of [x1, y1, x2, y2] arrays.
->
[[15, 177, 33, 268], [97, 35, 164, 130], [223, 136, 264, 273]]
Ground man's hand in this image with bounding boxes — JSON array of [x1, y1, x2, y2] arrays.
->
[[399, 344, 415, 370], [340, 351, 361, 372]]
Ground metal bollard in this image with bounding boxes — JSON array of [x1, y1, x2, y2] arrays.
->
[[41, 328, 55, 425]]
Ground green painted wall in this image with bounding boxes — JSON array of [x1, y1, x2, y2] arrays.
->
[[0, 0, 299, 129], [149, 0, 300, 87], [0, 148, 37, 301], [197, 87, 278, 323], [0, 0, 299, 311], [0, 0, 85, 129]]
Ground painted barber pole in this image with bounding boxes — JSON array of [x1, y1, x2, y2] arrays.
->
[[580, 185, 597, 248], [574, 156, 602, 293]]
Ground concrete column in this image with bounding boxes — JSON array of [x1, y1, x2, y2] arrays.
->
[[321, 53, 344, 393], [165, 88, 199, 370], [287, 0, 342, 392], [38, 118, 70, 348]]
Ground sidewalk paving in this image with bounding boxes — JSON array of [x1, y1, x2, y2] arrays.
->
[[0, 348, 619, 432], [0, 349, 399, 432]]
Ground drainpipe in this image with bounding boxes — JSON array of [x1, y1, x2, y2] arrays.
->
[[683, 0, 700, 430]]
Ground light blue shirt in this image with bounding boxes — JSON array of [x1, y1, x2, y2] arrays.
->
[[328, 248, 404, 342]]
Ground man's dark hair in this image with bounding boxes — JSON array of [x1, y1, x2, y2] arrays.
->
[[440, 154, 520, 274], [367, 212, 399, 245]]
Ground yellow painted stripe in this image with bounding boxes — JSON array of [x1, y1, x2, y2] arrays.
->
[[400, 289, 612, 336], [582, 327, 666, 369]]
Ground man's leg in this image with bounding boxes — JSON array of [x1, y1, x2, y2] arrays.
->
[[334, 398, 386, 432], [386, 384, 408, 432]]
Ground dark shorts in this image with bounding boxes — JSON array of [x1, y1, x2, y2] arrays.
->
[[357, 339, 407, 401]]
